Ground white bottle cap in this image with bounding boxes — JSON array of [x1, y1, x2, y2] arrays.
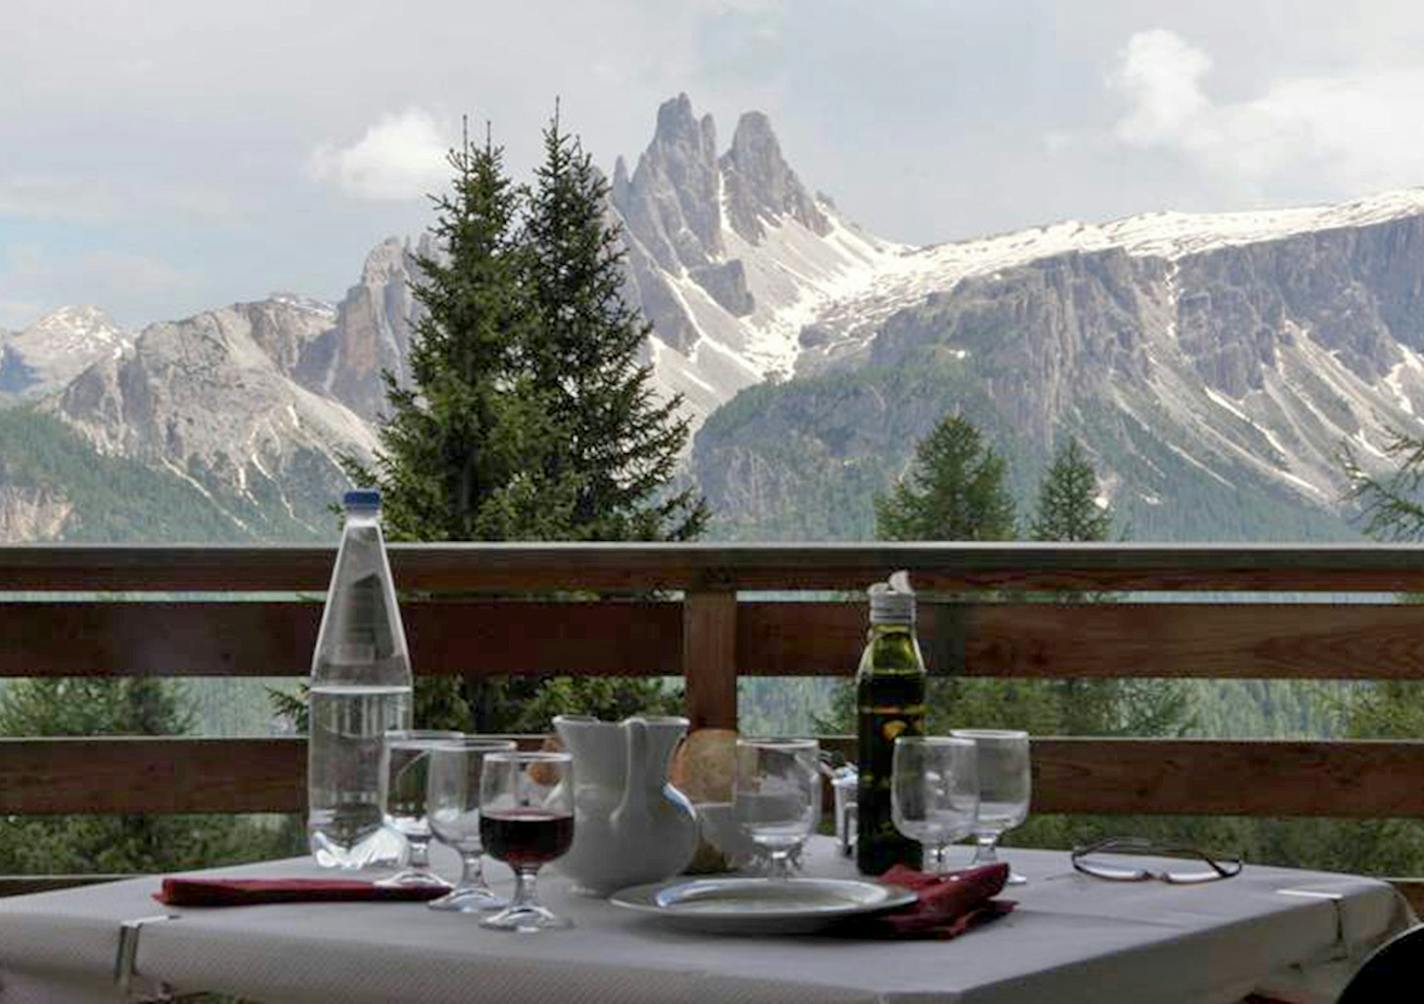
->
[[868, 570, 915, 624]]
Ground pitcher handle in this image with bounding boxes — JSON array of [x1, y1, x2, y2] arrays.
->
[[615, 717, 651, 827]]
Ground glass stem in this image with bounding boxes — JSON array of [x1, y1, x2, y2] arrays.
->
[[408, 837, 431, 871], [459, 852, 484, 889], [933, 842, 948, 876], [510, 867, 538, 909], [971, 832, 1000, 867], [769, 850, 792, 881]]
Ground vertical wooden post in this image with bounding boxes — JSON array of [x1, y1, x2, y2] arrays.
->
[[683, 589, 738, 731]]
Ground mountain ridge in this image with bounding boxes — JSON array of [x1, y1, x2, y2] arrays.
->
[[6, 94, 1424, 542]]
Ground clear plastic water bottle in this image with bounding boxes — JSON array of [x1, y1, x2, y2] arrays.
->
[[307, 490, 414, 869]]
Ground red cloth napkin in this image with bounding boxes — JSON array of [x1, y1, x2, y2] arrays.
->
[[849, 862, 1015, 939], [154, 878, 447, 907]]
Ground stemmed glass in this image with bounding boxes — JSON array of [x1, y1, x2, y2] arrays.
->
[[733, 738, 820, 881], [891, 736, 979, 875], [951, 729, 1031, 884], [425, 737, 518, 911], [479, 751, 576, 932], [378, 729, 461, 889]]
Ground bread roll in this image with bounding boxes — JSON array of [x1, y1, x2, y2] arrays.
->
[[669, 728, 737, 803]]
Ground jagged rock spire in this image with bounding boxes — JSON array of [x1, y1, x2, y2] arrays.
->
[[613, 93, 724, 272], [720, 111, 829, 242]]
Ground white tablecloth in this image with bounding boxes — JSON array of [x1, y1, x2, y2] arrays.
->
[[0, 838, 1413, 1004]]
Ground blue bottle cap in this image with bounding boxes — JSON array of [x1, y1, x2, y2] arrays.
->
[[342, 489, 382, 510]]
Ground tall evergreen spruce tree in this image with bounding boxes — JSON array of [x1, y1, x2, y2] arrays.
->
[[342, 125, 572, 728], [1342, 431, 1424, 540], [1342, 433, 1424, 747], [486, 108, 705, 729], [875, 414, 1017, 541], [824, 421, 1191, 741], [1028, 438, 1112, 543], [1028, 438, 1191, 738], [523, 106, 707, 541], [350, 125, 574, 545], [873, 414, 1054, 741], [821, 414, 1017, 733], [1332, 433, 1424, 874], [344, 112, 701, 731]]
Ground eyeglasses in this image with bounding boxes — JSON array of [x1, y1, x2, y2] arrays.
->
[[1071, 837, 1243, 884]]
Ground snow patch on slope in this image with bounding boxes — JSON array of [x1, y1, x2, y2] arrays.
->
[[715, 203, 907, 379]]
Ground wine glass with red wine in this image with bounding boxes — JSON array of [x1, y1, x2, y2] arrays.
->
[[478, 750, 576, 931]]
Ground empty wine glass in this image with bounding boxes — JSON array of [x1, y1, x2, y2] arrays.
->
[[733, 738, 820, 881], [892, 736, 979, 875], [426, 737, 518, 912], [479, 751, 576, 932], [951, 729, 1031, 884], [378, 729, 461, 889]]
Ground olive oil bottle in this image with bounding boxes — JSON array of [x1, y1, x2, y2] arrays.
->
[[855, 570, 927, 875]]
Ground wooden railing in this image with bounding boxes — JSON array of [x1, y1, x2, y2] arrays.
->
[[4, 542, 1424, 908]]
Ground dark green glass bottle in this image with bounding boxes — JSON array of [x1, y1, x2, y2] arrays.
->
[[856, 571, 927, 876]]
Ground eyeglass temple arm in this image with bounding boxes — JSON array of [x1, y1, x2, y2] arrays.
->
[[1072, 838, 1242, 867]]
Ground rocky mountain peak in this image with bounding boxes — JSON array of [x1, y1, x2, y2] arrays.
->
[[47, 301, 375, 538], [615, 94, 723, 272], [608, 94, 892, 419], [0, 304, 132, 398], [721, 111, 829, 243], [29, 304, 124, 339], [360, 236, 411, 286], [612, 155, 631, 207], [653, 93, 712, 150], [238, 295, 337, 377], [290, 235, 421, 421]]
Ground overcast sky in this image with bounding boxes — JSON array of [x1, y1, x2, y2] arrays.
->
[[6, 0, 1424, 329]]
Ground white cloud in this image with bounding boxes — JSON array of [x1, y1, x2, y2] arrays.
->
[[1109, 28, 1424, 197], [308, 108, 453, 201], [1110, 29, 1212, 149]]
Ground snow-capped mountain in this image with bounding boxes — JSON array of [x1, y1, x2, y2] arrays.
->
[[610, 95, 907, 427], [287, 96, 912, 431], [788, 186, 1424, 378], [0, 306, 132, 398], [8, 93, 1424, 542], [41, 297, 377, 539], [685, 177, 1424, 538], [596, 95, 1424, 538]]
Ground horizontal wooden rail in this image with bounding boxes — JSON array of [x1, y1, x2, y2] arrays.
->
[[0, 738, 306, 814], [1034, 738, 1424, 817], [8, 600, 1424, 681], [4, 544, 1424, 901], [0, 600, 680, 678], [6, 736, 1424, 818], [8, 542, 1424, 593], [742, 602, 1424, 679], [815, 737, 1424, 818]]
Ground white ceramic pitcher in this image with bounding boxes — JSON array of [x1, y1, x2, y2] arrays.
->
[[552, 714, 698, 896]]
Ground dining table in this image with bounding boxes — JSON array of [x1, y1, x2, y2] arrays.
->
[[0, 836, 1413, 1004]]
